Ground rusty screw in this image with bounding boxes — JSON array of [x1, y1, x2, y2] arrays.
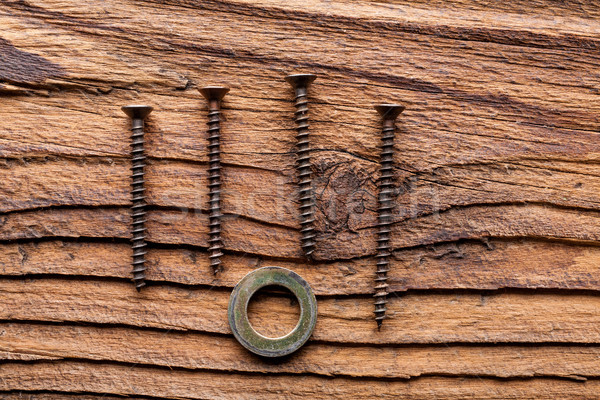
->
[[122, 105, 153, 291], [286, 74, 317, 259], [373, 104, 405, 329], [199, 86, 229, 274]]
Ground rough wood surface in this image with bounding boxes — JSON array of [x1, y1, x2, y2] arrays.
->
[[3, 279, 600, 344], [3, 361, 600, 400], [1, 0, 600, 398], [3, 239, 600, 292], [1, 322, 598, 380]]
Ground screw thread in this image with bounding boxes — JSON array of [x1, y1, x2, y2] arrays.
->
[[207, 108, 223, 274], [292, 91, 316, 258], [374, 123, 395, 328], [130, 121, 147, 291]]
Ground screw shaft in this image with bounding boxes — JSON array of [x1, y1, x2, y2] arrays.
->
[[286, 74, 317, 259], [122, 105, 153, 291], [374, 104, 404, 328], [199, 87, 229, 275], [207, 105, 223, 274]]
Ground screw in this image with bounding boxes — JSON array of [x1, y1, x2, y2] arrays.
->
[[286, 73, 317, 259], [122, 105, 153, 291], [199, 86, 229, 275], [373, 104, 405, 329]]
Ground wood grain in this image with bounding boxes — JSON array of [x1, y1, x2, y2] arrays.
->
[[0, 395, 144, 400], [1, 361, 599, 400], [1, 239, 600, 293], [2, 278, 600, 344], [1, 0, 599, 397], [0, 322, 598, 380], [0, 396, 147, 400], [3, 199, 600, 261]]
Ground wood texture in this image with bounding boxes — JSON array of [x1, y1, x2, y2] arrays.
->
[[1, 322, 599, 380], [3, 239, 600, 292], [1, 0, 599, 398], [3, 278, 600, 344], [2, 362, 600, 400]]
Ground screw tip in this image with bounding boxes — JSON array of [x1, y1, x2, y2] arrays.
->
[[285, 73, 317, 89], [374, 104, 405, 120], [122, 105, 153, 120], [199, 86, 230, 101]]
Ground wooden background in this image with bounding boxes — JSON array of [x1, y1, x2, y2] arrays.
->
[[1, 0, 600, 398]]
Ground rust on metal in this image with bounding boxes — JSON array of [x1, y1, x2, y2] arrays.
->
[[373, 104, 405, 329], [121, 105, 153, 291], [285, 74, 317, 259], [228, 266, 317, 357], [199, 86, 229, 274]]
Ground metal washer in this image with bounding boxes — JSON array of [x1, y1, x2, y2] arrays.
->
[[228, 266, 317, 357]]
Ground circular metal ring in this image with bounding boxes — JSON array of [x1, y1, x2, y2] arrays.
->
[[228, 266, 317, 357]]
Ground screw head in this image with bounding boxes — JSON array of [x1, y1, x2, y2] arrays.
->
[[199, 86, 230, 102], [121, 105, 153, 120], [285, 74, 317, 89], [374, 104, 405, 120]]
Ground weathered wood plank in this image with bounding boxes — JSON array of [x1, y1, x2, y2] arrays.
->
[[4, 154, 600, 235], [233, 0, 600, 37], [0, 323, 597, 380], [1, 239, 599, 293], [0, 351, 58, 362], [0, 158, 129, 213], [2, 89, 599, 178], [0, 395, 140, 400], [2, 88, 600, 260], [2, 202, 600, 261], [1, 0, 600, 397], [367, 0, 600, 21], [2, 279, 600, 344], [1, 0, 599, 173], [1, 361, 597, 400], [2, 0, 599, 110], [0, 208, 131, 242]]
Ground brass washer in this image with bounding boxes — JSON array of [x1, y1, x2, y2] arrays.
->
[[228, 266, 317, 357]]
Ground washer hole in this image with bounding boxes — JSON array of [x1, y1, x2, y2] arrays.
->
[[247, 285, 301, 338]]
